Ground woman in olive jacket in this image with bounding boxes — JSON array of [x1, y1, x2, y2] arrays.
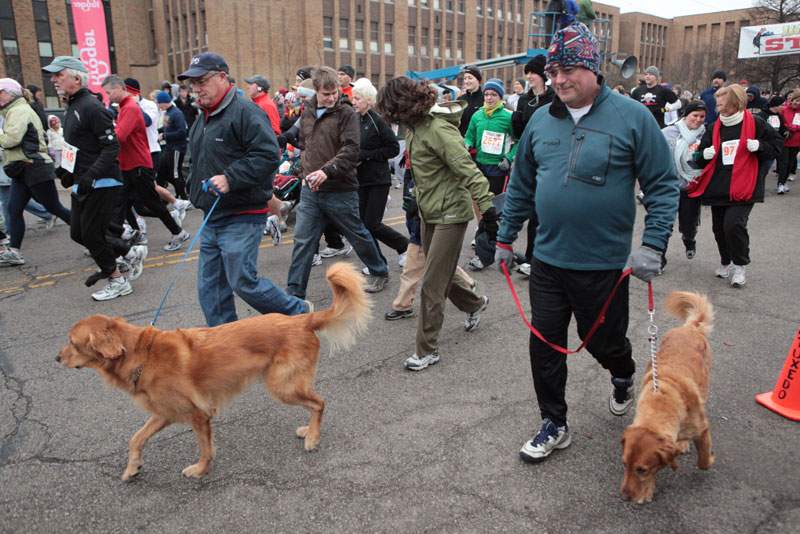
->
[[377, 77, 497, 372], [0, 79, 70, 266]]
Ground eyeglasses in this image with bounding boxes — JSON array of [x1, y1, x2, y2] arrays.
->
[[189, 72, 219, 89], [545, 66, 578, 79]]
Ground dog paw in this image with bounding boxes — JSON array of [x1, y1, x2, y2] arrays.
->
[[304, 435, 319, 451], [296, 426, 308, 438], [699, 453, 716, 470], [182, 463, 209, 478], [121, 463, 141, 481], [678, 440, 691, 454]]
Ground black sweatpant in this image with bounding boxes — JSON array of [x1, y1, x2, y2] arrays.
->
[[677, 190, 702, 251], [710, 203, 753, 266], [70, 187, 129, 276], [527, 258, 635, 427], [115, 167, 181, 235], [156, 149, 187, 199], [358, 183, 408, 264], [777, 145, 799, 186]]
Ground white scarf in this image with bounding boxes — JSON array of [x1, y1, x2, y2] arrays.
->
[[719, 111, 744, 126], [673, 119, 705, 186]]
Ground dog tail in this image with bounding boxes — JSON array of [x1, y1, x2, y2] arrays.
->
[[310, 262, 372, 352], [664, 291, 714, 336]]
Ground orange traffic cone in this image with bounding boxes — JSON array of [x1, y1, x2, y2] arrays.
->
[[756, 325, 800, 421]]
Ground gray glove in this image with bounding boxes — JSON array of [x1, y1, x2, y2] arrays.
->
[[495, 243, 516, 272], [624, 245, 663, 282], [498, 158, 511, 172]]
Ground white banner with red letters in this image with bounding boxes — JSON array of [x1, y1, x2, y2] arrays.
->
[[70, 0, 111, 100], [739, 21, 800, 59]]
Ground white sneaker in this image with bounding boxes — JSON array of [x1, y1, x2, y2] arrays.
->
[[385, 195, 391, 215], [311, 253, 322, 266], [715, 263, 733, 278], [517, 262, 531, 276], [0, 249, 25, 266], [121, 223, 135, 241], [264, 214, 281, 245], [467, 256, 485, 271], [164, 230, 191, 251], [777, 183, 786, 194], [319, 242, 353, 258], [137, 217, 147, 234], [730, 264, 746, 287], [91, 276, 133, 301], [519, 419, 570, 464], [784, 183, 790, 192], [169, 209, 183, 228], [398, 251, 407, 267], [127, 245, 148, 281], [404, 350, 440, 371], [789, 174, 796, 182], [173, 198, 189, 221], [361, 266, 369, 275]]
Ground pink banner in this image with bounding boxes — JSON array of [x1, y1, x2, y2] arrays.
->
[[71, 1, 111, 101]]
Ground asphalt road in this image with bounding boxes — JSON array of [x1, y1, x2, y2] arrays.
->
[[1, 183, 799, 533]]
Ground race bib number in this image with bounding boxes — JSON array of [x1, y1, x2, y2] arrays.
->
[[721, 140, 739, 166], [61, 142, 78, 173], [480, 130, 505, 155], [793, 113, 800, 126], [769, 116, 780, 129]]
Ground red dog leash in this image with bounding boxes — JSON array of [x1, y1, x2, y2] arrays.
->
[[500, 262, 637, 355]]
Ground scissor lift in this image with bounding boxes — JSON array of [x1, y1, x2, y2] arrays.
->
[[406, 12, 611, 83]]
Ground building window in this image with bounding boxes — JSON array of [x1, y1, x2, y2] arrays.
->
[[33, 0, 60, 107], [446, 0, 453, 10], [433, 0, 440, 9], [408, 25, 416, 55], [421, 27, 428, 56], [487, 0, 493, 17], [408, 0, 415, 5], [323, 16, 334, 49], [457, 31, 463, 59], [340, 18, 349, 49], [0, 1, 22, 85], [458, 0, 464, 12], [476, 34, 483, 59], [355, 20, 364, 51], [434, 28, 440, 57], [371, 21, 379, 52], [384, 23, 393, 54], [445, 30, 452, 59]]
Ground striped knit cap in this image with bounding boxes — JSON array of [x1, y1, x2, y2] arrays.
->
[[545, 22, 600, 74]]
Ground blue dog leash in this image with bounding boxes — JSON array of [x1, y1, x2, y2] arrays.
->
[[151, 180, 224, 326]]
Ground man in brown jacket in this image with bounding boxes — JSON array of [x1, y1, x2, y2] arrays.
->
[[285, 66, 390, 298]]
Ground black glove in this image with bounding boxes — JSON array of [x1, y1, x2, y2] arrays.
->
[[481, 207, 499, 242], [402, 193, 418, 216], [76, 175, 94, 195]]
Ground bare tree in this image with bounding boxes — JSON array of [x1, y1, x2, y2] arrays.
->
[[738, 0, 800, 93]]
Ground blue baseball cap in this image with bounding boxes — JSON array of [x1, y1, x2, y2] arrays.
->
[[178, 52, 229, 80], [42, 56, 88, 73]]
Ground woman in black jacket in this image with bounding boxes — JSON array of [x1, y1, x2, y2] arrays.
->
[[351, 78, 408, 266], [690, 84, 782, 288]]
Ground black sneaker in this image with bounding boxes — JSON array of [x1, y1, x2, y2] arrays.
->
[[385, 309, 415, 321], [609, 375, 635, 416]]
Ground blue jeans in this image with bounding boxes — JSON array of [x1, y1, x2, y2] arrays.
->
[[197, 220, 307, 326], [286, 186, 389, 298]]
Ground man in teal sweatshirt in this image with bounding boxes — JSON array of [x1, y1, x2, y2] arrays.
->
[[495, 23, 678, 464]]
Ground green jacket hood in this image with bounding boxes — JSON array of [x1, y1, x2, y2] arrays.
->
[[426, 100, 465, 126]]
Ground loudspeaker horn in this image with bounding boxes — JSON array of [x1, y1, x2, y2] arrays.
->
[[610, 56, 638, 79]]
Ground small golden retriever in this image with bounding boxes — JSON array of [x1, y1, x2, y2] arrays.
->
[[620, 291, 715, 503], [57, 262, 370, 481]]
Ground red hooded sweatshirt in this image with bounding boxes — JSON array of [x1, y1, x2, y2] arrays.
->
[[115, 94, 153, 171]]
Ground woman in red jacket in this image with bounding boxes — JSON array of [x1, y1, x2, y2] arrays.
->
[[778, 89, 800, 189]]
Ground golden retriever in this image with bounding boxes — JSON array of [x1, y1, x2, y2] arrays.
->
[[620, 291, 715, 503], [57, 262, 370, 481]]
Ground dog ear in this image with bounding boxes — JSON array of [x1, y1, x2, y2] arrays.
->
[[89, 329, 125, 360], [658, 441, 681, 471]]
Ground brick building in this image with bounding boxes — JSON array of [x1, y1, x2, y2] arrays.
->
[[0, 0, 765, 107]]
